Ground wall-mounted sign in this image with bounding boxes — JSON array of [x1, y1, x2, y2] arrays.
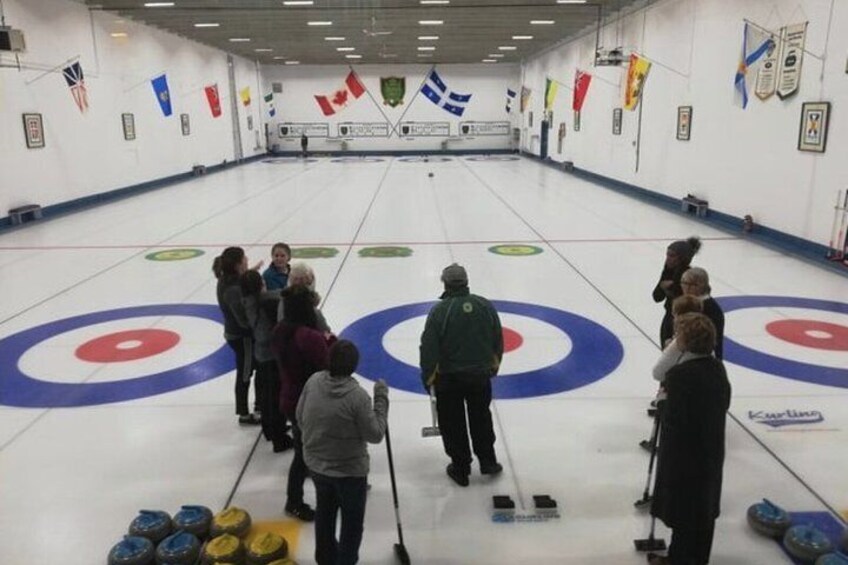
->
[[338, 122, 390, 138], [399, 121, 450, 137], [459, 121, 510, 136], [278, 123, 329, 138]]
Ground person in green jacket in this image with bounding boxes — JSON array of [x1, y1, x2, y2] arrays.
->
[[419, 263, 504, 487]]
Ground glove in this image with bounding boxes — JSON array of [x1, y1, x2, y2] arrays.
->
[[373, 379, 388, 398]]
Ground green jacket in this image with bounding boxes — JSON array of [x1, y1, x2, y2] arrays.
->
[[419, 287, 503, 388]]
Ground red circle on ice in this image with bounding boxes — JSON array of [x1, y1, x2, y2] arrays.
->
[[765, 319, 848, 351], [75, 329, 181, 362], [502, 327, 523, 353]]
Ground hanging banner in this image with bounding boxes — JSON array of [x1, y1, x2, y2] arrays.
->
[[520, 86, 531, 113], [278, 123, 329, 138], [239, 86, 251, 107], [338, 122, 390, 137], [204, 84, 222, 118], [264, 92, 276, 118], [624, 54, 651, 111], [776, 22, 807, 100], [459, 121, 510, 136], [506, 88, 516, 113], [557, 122, 566, 154], [62, 62, 89, 113], [754, 35, 779, 100], [151, 74, 172, 117], [399, 121, 450, 137], [544, 78, 558, 111], [572, 70, 592, 112]]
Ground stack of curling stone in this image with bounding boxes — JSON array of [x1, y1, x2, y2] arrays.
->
[[129, 510, 173, 545], [784, 524, 833, 563], [747, 499, 791, 538], [108, 536, 155, 565], [246, 532, 288, 564], [201, 533, 245, 564], [155, 530, 201, 564], [172, 505, 214, 540], [816, 551, 848, 565]]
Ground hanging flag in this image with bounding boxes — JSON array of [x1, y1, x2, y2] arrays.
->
[[421, 69, 471, 117], [520, 86, 531, 113], [544, 78, 558, 111], [754, 35, 779, 101], [776, 22, 807, 100], [151, 74, 172, 117], [314, 71, 366, 116], [624, 54, 651, 111], [734, 22, 775, 109], [239, 86, 251, 107], [62, 61, 88, 113], [204, 84, 222, 118], [505, 88, 516, 113], [264, 92, 276, 117], [572, 69, 592, 112]]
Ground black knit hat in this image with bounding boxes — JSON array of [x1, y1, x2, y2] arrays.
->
[[667, 237, 702, 264]]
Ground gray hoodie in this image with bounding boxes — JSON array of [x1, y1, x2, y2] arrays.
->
[[296, 370, 388, 477]]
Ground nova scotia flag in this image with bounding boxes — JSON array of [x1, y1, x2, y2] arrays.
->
[[734, 22, 774, 109], [421, 70, 471, 116]]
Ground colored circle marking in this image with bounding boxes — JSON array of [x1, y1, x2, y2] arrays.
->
[[292, 247, 339, 259], [145, 249, 205, 261], [76, 329, 181, 363], [0, 304, 232, 408], [766, 320, 848, 351], [489, 244, 543, 256], [358, 246, 413, 258], [502, 327, 523, 353], [717, 296, 848, 389], [339, 300, 623, 399], [466, 155, 520, 162], [332, 157, 385, 163], [397, 156, 453, 163]]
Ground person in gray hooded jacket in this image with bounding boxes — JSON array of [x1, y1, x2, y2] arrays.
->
[[296, 340, 388, 565]]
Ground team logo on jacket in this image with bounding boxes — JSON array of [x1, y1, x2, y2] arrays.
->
[[748, 409, 824, 428]]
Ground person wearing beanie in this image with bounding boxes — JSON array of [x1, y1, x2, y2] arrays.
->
[[297, 340, 389, 565], [652, 236, 702, 346], [419, 263, 504, 487]]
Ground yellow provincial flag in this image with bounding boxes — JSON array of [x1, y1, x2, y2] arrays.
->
[[624, 54, 651, 111], [239, 86, 252, 107], [544, 78, 558, 111]]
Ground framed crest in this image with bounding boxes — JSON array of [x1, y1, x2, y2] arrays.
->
[[573, 110, 581, 132], [381, 77, 405, 108], [676, 106, 692, 141], [798, 102, 830, 153], [180, 113, 190, 136], [612, 108, 622, 135], [22, 113, 45, 149], [122, 113, 136, 141]]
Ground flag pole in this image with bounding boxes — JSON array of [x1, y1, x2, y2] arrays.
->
[[348, 65, 396, 138], [24, 55, 80, 85]]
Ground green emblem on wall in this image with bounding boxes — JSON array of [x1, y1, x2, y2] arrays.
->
[[358, 246, 413, 258], [488, 244, 544, 256], [381, 77, 406, 108], [145, 248, 205, 261], [292, 247, 339, 259]]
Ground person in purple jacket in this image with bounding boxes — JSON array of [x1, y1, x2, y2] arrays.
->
[[272, 285, 331, 521]]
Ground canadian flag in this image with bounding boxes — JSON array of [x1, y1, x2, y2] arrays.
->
[[314, 71, 366, 116]]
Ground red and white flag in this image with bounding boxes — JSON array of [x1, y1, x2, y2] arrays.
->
[[204, 84, 222, 118], [572, 69, 592, 112], [314, 71, 366, 116], [62, 62, 88, 113]]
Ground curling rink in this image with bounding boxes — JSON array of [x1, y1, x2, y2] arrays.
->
[[0, 155, 846, 564]]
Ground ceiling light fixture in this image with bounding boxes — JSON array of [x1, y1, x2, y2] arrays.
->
[[307, 21, 333, 26], [512, 35, 533, 40], [418, 20, 444, 25], [285, 61, 300, 65], [345, 54, 362, 59], [336, 47, 355, 51], [324, 36, 346, 41], [283, 1, 314, 5], [557, 0, 587, 3], [417, 46, 436, 51], [417, 53, 433, 57], [498, 46, 517, 50], [255, 48, 273, 52], [418, 35, 439, 40], [420, 0, 450, 4], [229, 38, 251, 42], [194, 23, 220, 28], [110, 32, 128, 37], [530, 20, 555, 24], [488, 54, 504, 58], [144, 2, 174, 6], [482, 59, 497, 63], [273, 56, 286, 60]]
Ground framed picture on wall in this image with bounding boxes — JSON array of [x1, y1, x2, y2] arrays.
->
[[22, 113, 45, 149], [122, 113, 136, 141], [574, 110, 581, 132], [677, 106, 692, 141], [181, 113, 191, 136], [797, 101, 830, 153], [529, 111, 534, 128], [247, 115, 254, 131], [612, 108, 622, 135]]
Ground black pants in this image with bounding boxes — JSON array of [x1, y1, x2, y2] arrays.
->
[[256, 360, 287, 446], [435, 374, 497, 473], [227, 338, 253, 416], [660, 310, 674, 347], [286, 419, 309, 507], [668, 521, 716, 565], [313, 474, 368, 565]]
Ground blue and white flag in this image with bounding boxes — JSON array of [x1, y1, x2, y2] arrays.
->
[[734, 22, 774, 109], [506, 88, 516, 113], [421, 69, 471, 116], [151, 73, 173, 116]]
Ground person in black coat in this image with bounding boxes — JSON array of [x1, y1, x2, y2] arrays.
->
[[649, 313, 731, 565], [680, 266, 725, 359], [652, 237, 702, 346]]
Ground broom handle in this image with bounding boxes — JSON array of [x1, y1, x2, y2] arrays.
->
[[385, 425, 405, 546]]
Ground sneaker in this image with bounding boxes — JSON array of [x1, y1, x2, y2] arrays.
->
[[238, 414, 261, 426], [273, 434, 293, 453], [480, 461, 503, 475], [285, 503, 315, 522], [446, 463, 469, 487]]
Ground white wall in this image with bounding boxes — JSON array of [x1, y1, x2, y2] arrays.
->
[[522, 0, 848, 245], [0, 0, 263, 214], [260, 63, 520, 152]]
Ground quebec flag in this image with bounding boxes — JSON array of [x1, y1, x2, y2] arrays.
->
[[421, 69, 471, 116]]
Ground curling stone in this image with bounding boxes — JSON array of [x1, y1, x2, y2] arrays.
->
[[173, 505, 214, 539], [155, 531, 201, 565], [428, 172, 434, 178], [816, 552, 848, 565], [784, 524, 833, 563], [210, 507, 252, 538], [747, 499, 791, 538], [266, 560, 296, 565], [128, 510, 172, 544], [107, 535, 155, 565], [246, 532, 288, 564], [202, 534, 245, 565]]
